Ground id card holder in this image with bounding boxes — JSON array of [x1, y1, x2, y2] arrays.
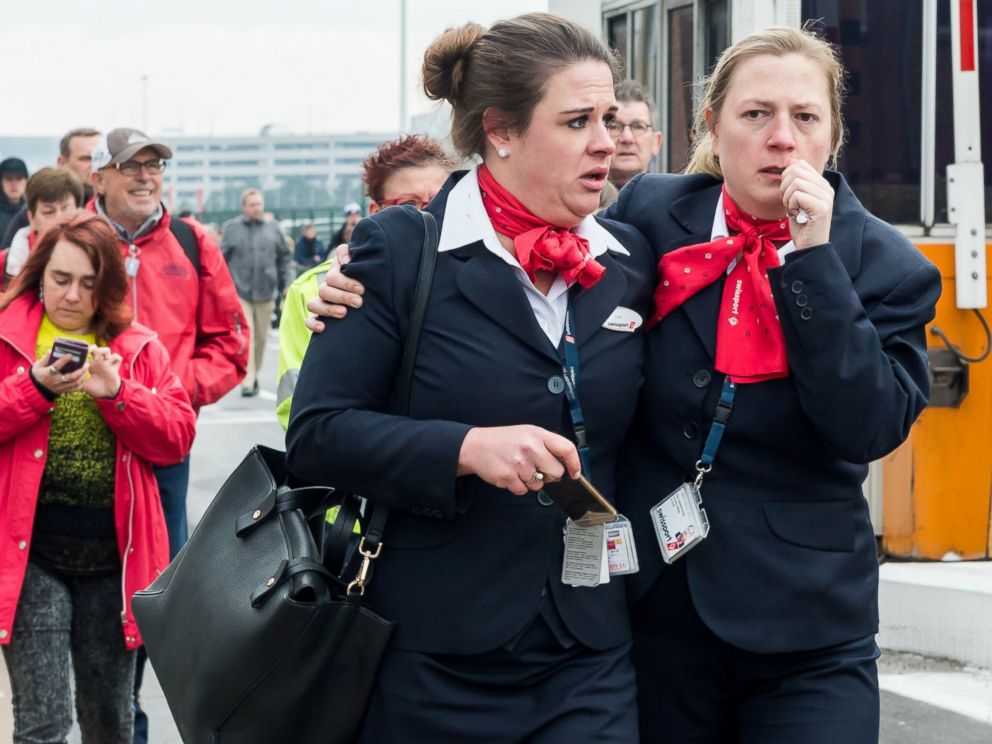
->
[[650, 482, 710, 564], [604, 516, 639, 576], [562, 520, 609, 587]]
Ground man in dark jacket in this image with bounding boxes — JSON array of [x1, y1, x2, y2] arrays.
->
[[221, 189, 294, 396], [294, 222, 326, 271], [0, 157, 28, 243]]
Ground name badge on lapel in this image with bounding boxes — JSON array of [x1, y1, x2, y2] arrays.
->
[[602, 306, 643, 333]]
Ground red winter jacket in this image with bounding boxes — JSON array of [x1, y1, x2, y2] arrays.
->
[[0, 294, 197, 649], [87, 201, 248, 409]]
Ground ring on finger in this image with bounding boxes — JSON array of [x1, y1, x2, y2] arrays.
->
[[49, 365, 57, 376], [60, 374, 67, 383], [524, 471, 545, 485]]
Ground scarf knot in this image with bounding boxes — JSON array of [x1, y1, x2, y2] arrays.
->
[[650, 187, 792, 384], [477, 166, 605, 289]]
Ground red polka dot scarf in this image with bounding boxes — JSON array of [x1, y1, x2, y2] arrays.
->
[[476, 165, 606, 289], [650, 187, 791, 383]]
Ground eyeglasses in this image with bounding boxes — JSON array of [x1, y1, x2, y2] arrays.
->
[[379, 195, 431, 210], [114, 159, 167, 176], [605, 120, 652, 138]]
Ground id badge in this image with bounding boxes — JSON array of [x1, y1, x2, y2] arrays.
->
[[562, 520, 609, 588], [650, 483, 710, 564], [604, 516, 639, 576]]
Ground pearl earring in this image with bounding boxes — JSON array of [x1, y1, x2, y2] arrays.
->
[[497, 147, 508, 159], [38, 285, 43, 300]]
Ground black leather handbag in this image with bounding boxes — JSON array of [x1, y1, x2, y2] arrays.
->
[[133, 210, 439, 743]]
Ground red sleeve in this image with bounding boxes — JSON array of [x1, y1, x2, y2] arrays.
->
[[187, 229, 249, 408], [96, 338, 197, 466]]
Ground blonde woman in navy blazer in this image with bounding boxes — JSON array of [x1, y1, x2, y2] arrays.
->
[[287, 14, 654, 743], [606, 27, 940, 743]]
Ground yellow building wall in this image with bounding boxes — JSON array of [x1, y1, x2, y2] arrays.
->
[[882, 243, 992, 559]]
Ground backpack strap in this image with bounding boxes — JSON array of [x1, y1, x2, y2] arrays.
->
[[169, 217, 200, 276]]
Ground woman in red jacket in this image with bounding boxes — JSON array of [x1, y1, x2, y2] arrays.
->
[[0, 211, 195, 743]]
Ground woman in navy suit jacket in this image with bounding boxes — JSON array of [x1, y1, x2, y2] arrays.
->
[[287, 14, 654, 743], [605, 27, 940, 743]]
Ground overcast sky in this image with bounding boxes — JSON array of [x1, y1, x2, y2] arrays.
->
[[3, 0, 547, 138]]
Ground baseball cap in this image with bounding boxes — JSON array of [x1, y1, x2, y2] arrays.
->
[[90, 128, 173, 171], [0, 157, 28, 179], [344, 202, 361, 216]]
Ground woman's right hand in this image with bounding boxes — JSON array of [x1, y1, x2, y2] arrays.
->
[[30, 354, 88, 396], [457, 425, 583, 496], [305, 244, 363, 333]]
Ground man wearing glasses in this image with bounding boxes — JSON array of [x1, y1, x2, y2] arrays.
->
[[606, 80, 664, 190], [88, 127, 248, 744]]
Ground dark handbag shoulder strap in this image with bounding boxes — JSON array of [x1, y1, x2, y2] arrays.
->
[[324, 210, 438, 565]]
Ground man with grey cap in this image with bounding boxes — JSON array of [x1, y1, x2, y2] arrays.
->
[[329, 200, 362, 249], [87, 127, 248, 744], [0, 157, 28, 242]]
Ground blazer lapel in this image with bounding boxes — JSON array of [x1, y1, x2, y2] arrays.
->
[[450, 242, 561, 363], [571, 249, 629, 346], [663, 185, 724, 360]]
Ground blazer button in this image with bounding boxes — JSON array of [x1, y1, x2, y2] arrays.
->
[[410, 506, 422, 516], [432, 509, 444, 519], [796, 294, 809, 307], [800, 307, 814, 320], [547, 376, 565, 394], [16, 366, 24, 374], [33, 449, 43, 459], [537, 490, 554, 507], [692, 369, 712, 388], [683, 422, 700, 440], [790, 280, 805, 294]]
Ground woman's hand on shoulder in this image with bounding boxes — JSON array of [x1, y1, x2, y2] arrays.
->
[[781, 158, 834, 249], [456, 425, 582, 496], [305, 243, 365, 333], [30, 354, 88, 395], [83, 345, 123, 399]]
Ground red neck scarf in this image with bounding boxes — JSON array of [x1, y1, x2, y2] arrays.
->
[[476, 165, 605, 288], [650, 188, 791, 383]]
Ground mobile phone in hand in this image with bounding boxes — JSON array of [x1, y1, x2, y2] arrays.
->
[[541, 474, 618, 526], [50, 337, 90, 373]]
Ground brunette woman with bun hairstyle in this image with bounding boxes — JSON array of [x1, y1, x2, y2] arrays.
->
[[288, 12, 654, 742]]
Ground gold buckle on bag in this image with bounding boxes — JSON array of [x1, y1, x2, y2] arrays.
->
[[346, 538, 383, 597]]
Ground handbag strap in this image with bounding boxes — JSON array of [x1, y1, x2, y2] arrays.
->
[[324, 209, 439, 573]]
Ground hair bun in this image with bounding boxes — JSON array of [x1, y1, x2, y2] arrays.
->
[[422, 23, 486, 105]]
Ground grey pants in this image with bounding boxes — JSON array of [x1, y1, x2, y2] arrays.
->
[[2, 560, 135, 744]]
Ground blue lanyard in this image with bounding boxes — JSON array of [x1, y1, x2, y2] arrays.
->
[[561, 301, 592, 476], [694, 376, 736, 488]]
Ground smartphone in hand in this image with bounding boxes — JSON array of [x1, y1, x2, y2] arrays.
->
[[50, 337, 90, 373], [541, 474, 618, 526]]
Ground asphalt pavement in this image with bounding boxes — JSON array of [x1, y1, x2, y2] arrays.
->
[[1, 331, 990, 743]]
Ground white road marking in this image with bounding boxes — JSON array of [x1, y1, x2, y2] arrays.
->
[[879, 670, 992, 724]]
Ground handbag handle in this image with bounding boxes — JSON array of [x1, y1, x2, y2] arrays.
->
[[323, 209, 439, 578]]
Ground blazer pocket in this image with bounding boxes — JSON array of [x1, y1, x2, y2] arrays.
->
[[762, 501, 855, 552]]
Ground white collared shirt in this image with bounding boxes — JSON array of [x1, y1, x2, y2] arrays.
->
[[711, 192, 796, 273], [438, 167, 630, 345]]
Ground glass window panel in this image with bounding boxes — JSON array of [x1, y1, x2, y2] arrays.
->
[[632, 5, 659, 95], [607, 14, 629, 67], [668, 5, 695, 172], [704, 0, 729, 73]]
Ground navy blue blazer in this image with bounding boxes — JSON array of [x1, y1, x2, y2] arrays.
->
[[287, 172, 655, 654], [606, 172, 942, 654]]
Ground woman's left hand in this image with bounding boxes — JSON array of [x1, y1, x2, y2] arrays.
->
[[83, 345, 123, 399], [780, 158, 835, 250]]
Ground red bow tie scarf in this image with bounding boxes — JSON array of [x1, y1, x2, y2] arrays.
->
[[650, 188, 792, 383], [476, 166, 605, 288]]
